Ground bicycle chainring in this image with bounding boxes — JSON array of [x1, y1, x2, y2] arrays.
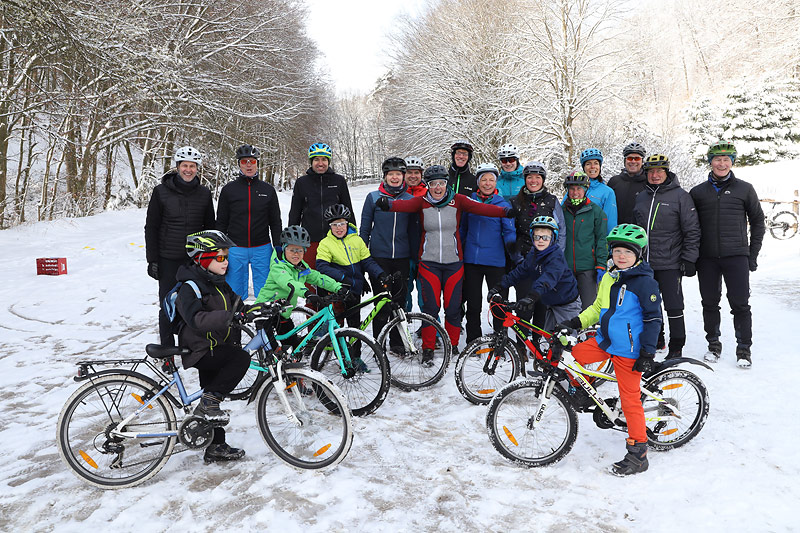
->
[[178, 416, 214, 449]]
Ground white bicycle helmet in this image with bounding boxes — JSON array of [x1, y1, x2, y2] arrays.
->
[[174, 146, 202, 165], [497, 143, 519, 160]]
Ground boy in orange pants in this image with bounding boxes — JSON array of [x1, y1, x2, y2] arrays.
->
[[557, 224, 662, 476]]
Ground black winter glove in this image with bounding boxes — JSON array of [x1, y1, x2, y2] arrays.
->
[[147, 262, 159, 280], [306, 294, 324, 308], [486, 288, 503, 304], [504, 206, 520, 218], [633, 349, 656, 373], [336, 286, 350, 297], [516, 297, 537, 313], [375, 196, 391, 211], [749, 256, 758, 272], [377, 272, 391, 290], [680, 261, 696, 277], [554, 316, 582, 333], [362, 279, 372, 295]]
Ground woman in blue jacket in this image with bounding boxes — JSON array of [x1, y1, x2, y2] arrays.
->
[[578, 148, 618, 233], [461, 163, 517, 342]]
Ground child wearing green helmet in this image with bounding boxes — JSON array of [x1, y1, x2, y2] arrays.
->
[[556, 223, 663, 476]]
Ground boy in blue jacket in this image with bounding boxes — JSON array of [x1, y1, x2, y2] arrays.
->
[[488, 216, 580, 333], [556, 224, 663, 476]]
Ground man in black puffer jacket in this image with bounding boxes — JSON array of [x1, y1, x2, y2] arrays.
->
[[216, 144, 282, 298], [448, 139, 477, 196], [689, 142, 764, 368], [145, 146, 216, 345], [288, 142, 354, 269], [608, 142, 648, 224], [634, 154, 700, 359]]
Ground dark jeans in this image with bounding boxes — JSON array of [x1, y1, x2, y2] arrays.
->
[[653, 269, 685, 351], [464, 263, 506, 343], [697, 255, 752, 349], [157, 257, 187, 346], [370, 257, 410, 347], [575, 270, 597, 311]]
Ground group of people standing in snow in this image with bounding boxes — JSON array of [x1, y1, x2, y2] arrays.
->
[[142, 137, 764, 473]]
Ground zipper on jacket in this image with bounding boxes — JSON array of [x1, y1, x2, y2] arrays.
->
[[627, 322, 634, 352], [247, 181, 252, 247], [646, 193, 659, 262], [438, 209, 443, 263], [617, 284, 627, 306], [392, 211, 397, 258]]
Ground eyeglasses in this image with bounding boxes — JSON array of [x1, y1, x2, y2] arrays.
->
[[284, 247, 304, 255], [625, 156, 643, 162], [532, 234, 552, 241], [500, 157, 516, 164], [240, 158, 257, 165], [330, 221, 348, 228]]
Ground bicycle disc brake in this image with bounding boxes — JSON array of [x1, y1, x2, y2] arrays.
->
[[178, 416, 214, 449]]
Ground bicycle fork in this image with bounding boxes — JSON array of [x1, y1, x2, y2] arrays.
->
[[394, 309, 419, 355], [272, 361, 305, 427]]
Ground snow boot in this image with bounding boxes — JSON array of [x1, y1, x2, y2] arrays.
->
[[451, 345, 460, 356], [666, 349, 682, 360], [203, 442, 245, 464], [193, 392, 229, 426], [610, 439, 649, 476], [736, 346, 752, 369], [656, 330, 666, 352], [703, 340, 722, 363], [420, 348, 434, 367], [351, 357, 370, 373]]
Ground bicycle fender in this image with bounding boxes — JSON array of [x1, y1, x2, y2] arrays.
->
[[247, 373, 270, 405], [80, 368, 182, 408], [644, 357, 714, 379]]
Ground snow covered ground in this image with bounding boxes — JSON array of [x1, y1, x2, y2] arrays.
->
[[0, 165, 798, 532]]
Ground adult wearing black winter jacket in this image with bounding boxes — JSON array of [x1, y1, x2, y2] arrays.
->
[[634, 158, 700, 358], [689, 142, 765, 367], [288, 144, 354, 269], [144, 147, 215, 345], [216, 146, 282, 298], [608, 143, 648, 224], [448, 140, 477, 196]]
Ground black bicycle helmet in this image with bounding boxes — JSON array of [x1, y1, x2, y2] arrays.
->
[[235, 144, 259, 160], [422, 164, 449, 184], [381, 157, 407, 175], [186, 230, 237, 261], [324, 204, 352, 224], [622, 142, 646, 157], [280, 225, 311, 248]]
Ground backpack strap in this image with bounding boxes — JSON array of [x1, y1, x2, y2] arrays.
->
[[185, 280, 201, 299]]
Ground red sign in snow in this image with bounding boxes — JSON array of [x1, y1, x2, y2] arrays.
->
[[36, 257, 68, 276]]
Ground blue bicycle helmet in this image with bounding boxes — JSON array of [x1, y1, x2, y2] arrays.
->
[[529, 215, 559, 242], [308, 142, 332, 160], [580, 148, 603, 167]]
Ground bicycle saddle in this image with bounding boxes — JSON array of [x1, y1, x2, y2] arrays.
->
[[146, 344, 192, 359]]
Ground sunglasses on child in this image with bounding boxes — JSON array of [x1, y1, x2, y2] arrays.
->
[[202, 253, 228, 262], [532, 234, 552, 241]]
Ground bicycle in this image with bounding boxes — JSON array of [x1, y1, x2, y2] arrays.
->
[[292, 272, 451, 391], [56, 301, 353, 489], [454, 300, 610, 405], [761, 199, 798, 240], [484, 301, 711, 468], [235, 290, 391, 416]]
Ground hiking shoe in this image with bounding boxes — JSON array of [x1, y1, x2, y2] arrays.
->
[[703, 341, 722, 363], [666, 349, 682, 360], [420, 349, 434, 367], [389, 345, 407, 358], [736, 346, 752, 369], [451, 345, 460, 356], [193, 393, 230, 426], [610, 440, 649, 476], [204, 443, 245, 464], [351, 357, 370, 373]]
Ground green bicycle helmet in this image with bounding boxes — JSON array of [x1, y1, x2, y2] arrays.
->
[[707, 141, 737, 164], [564, 170, 590, 190], [607, 224, 648, 260], [643, 154, 670, 170]]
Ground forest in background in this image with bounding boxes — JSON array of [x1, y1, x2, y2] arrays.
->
[[1, 0, 799, 228]]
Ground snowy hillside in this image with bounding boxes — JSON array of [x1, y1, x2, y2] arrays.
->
[[0, 169, 798, 532]]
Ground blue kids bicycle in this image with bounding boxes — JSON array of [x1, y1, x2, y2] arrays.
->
[[56, 301, 353, 489]]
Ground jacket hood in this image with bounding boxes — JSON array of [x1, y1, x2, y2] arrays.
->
[[306, 166, 338, 178], [425, 187, 456, 207], [379, 181, 407, 197], [609, 259, 654, 281], [499, 164, 523, 182]]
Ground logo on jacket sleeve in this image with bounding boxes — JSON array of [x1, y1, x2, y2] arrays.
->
[[650, 294, 657, 302]]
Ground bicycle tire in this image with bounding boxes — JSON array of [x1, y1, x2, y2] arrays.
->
[[454, 333, 522, 404], [255, 367, 353, 470], [309, 327, 390, 416], [228, 324, 258, 400], [377, 312, 451, 391], [643, 369, 709, 451], [57, 373, 177, 489], [769, 210, 798, 240], [486, 377, 578, 467]]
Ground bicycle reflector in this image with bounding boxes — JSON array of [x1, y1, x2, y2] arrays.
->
[[503, 426, 519, 446]]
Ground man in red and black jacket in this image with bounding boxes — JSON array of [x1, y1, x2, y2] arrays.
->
[[216, 144, 282, 298]]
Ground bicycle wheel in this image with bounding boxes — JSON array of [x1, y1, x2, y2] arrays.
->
[[255, 368, 353, 470], [57, 373, 177, 489], [378, 312, 451, 391], [228, 324, 258, 400], [486, 378, 578, 467], [309, 327, 390, 416], [643, 369, 709, 450], [455, 333, 522, 405], [769, 210, 798, 239]]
